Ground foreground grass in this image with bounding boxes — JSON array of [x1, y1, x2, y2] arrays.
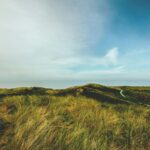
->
[[0, 95, 150, 150]]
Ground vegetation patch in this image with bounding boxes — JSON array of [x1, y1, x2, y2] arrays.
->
[[0, 84, 149, 150]]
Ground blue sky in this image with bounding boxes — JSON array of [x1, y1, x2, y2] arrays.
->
[[0, 0, 150, 88]]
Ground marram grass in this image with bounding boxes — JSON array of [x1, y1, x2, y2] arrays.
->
[[0, 95, 149, 150]]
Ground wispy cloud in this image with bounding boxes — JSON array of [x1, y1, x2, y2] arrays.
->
[[0, 0, 111, 80], [1, 0, 149, 87], [104, 47, 119, 65], [48, 47, 119, 67], [0, 0, 110, 59]]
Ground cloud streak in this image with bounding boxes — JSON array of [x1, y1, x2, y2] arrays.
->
[[0, 0, 112, 81]]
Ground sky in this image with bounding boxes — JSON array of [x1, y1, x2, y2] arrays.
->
[[0, 0, 150, 88]]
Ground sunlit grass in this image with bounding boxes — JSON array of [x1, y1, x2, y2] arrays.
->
[[0, 94, 149, 150]]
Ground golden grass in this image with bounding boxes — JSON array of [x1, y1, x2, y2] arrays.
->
[[0, 95, 149, 150]]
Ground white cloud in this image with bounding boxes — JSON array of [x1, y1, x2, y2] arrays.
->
[[104, 47, 119, 64], [0, 0, 110, 59], [89, 47, 119, 66], [47, 47, 119, 67], [0, 0, 118, 85], [0, 0, 110, 68]]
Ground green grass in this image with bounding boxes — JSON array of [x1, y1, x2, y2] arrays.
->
[[0, 84, 150, 150]]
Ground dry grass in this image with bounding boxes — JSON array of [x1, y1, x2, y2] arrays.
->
[[0, 95, 149, 150]]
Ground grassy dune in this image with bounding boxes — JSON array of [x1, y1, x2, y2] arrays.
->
[[0, 84, 150, 150]]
